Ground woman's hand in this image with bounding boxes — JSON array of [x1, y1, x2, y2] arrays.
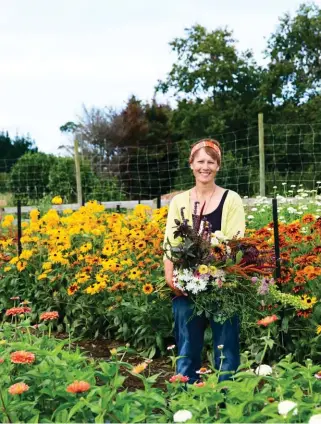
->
[[164, 259, 187, 297]]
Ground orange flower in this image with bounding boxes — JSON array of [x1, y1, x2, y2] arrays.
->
[[109, 282, 127, 292], [294, 275, 306, 284], [302, 214, 315, 224], [40, 311, 59, 321], [0, 358, 4, 363], [142, 283, 154, 295], [67, 283, 79, 296], [8, 382, 29, 395], [132, 362, 148, 374], [5, 306, 31, 316], [66, 380, 91, 393], [257, 315, 278, 327], [10, 351, 36, 364]]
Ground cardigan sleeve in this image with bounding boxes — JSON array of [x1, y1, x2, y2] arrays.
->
[[163, 196, 181, 260], [224, 192, 245, 239]]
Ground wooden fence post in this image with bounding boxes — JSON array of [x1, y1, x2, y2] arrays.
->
[[74, 139, 83, 206], [258, 113, 266, 197]]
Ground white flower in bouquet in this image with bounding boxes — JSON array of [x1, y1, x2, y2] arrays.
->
[[173, 269, 209, 294], [213, 230, 228, 241], [277, 400, 298, 417], [173, 410, 193, 423], [255, 364, 272, 376], [211, 234, 219, 246]]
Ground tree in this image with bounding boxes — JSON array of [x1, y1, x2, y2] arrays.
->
[[0, 132, 37, 171], [75, 97, 179, 199], [156, 25, 262, 136], [263, 3, 321, 106], [9, 152, 56, 203]]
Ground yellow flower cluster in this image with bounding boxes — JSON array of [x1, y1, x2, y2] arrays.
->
[[0, 201, 168, 301]]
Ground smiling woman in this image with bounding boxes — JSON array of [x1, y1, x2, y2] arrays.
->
[[163, 138, 245, 384]]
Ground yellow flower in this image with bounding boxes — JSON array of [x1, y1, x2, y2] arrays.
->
[[301, 294, 317, 308], [9, 257, 19, 265], [4, 266, 11, 272], [209, 265, 218, 274], [16, 261, 27, 272], [52, 196, 63, 205], [110, 348, 117, 356], [1, 215, 14, 228], [29, 209, 40, 221], [37, 273, 48, 280], [317, 325, 321, 335], [198, 265, 209, 275], [19, 250, 33, 261], [128, 268, 142, 280], [79, 242, 92, 253], [42, 262, 52, 270]]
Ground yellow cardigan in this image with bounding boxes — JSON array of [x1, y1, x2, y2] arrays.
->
[[164, 189, 245, 258]]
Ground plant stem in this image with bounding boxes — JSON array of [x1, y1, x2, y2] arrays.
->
[[0, 389, 13, 423], [259, 327, 271, 365]]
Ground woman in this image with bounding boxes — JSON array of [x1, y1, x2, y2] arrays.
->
[[163, 139, 245, 383]]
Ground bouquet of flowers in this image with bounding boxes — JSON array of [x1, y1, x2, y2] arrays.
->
[[164, 204, 307, 323]]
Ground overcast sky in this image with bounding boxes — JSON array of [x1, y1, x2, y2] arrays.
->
[[0, 0, 310, 154]]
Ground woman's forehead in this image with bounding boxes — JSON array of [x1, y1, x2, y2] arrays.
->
[[193, 148, 216, 160]]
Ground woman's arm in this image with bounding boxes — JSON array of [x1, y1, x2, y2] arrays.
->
[[164, 258, 187, 297]]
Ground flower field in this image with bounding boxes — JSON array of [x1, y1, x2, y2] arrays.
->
[[1, 189, 321, 421]]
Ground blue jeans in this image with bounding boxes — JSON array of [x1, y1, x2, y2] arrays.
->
[[173, 296, 240, 383]]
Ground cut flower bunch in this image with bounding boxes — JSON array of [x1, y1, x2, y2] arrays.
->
[[165, 204, 310, 322]]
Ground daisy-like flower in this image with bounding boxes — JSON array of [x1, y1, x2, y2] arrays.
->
[[142, 283, 154, 295], [314, 371, 321, 379], [66, 380, 91, 393], [8, 382, 29, 395], [40, 311, 59, 321], [257, 315, 278, 327], [317, 325, 321, 335], [132, 362, 148, 374], [10, 351, 36, 364], [167, 344, 176, 350], [301, 294, 317, 308], [196, 367, 212, 375]]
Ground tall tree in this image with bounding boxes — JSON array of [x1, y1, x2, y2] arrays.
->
[[262, 3, 321, 107], [156, 25, 262, 137], [75, 97, 179, 198]]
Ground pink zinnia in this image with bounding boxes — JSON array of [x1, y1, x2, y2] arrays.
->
[[257, 314, 278, 327], [40, 311, 59, 321], [66, 381, 91, 393], [10, 351, 35, 364], [5, 307, 31, 316], [8, 382, 29, 395], [169, 374, 189, 383]]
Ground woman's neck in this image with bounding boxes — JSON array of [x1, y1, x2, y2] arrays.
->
[[194, 182, 216, 198]]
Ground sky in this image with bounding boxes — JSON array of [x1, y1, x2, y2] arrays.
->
[[0, 0, 313, 154]]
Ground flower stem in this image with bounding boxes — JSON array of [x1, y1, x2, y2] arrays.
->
[[0, 389, 13, 423]]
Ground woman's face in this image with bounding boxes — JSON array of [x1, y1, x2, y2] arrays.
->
[[190, 148, 220, 184]]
